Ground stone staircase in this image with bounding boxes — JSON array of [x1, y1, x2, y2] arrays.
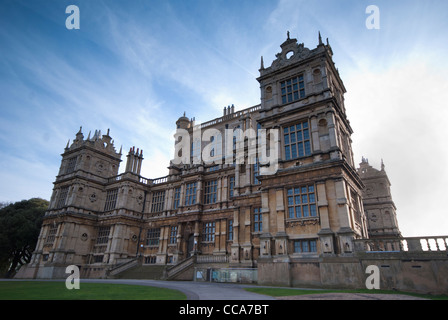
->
[[166, 256, 195, 280], [106, 256, 195, 280]]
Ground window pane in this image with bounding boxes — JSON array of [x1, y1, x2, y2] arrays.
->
[[295, 206, 302, 218], [291, 144, 297, 158], [303, 205, 309, 217], [298, 142, 304, 157], [304, 141, 311, 155], [290, 132, 296, 143], [302, 194, 308, 203], [310, 240, 317, 252], [288, 196, 294, 206], [309, 194, 315, 203], [302, 241, 309, 252], [289, 207, 294, 218], [284, 134, 290, 145], [310, 204, 317, 217], [287, 188, 293, 196], [294, 91, 299, 100]]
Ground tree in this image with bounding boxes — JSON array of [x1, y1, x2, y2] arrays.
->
[[0, 198, 49, 278]]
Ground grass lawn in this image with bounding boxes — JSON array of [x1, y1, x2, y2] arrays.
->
[[0, 281, 187, 300], [244, 287, 448, 300]]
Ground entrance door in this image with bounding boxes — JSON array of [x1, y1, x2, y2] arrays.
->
[[187, 234, 194, 257]]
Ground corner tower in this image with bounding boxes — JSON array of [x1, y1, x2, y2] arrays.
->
[[256, 32, 367, 263]]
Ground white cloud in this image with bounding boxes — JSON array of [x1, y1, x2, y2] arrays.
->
[[346, 56, 448, 236]]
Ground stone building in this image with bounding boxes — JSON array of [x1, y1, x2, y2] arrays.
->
[[19, 33, 404, 281]]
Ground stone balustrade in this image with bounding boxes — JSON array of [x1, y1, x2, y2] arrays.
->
[[353, 236, 448, 253]]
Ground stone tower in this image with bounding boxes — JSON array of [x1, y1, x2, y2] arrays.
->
[[255, 32, 367, 265], [358, 158, 401, 239], [25, 128, 124, 278]]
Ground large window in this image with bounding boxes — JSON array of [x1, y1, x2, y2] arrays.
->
[[151, 191, 165, 213], [229, 176, 235, 198], [253, 159, 260, 185], [56, 186, 69, 209], [253, 207, 262, 232], [294, 239, 317, 253], [146, 228, 160, 246], [203, 222, 215, 242], [281, 75, 305, 104], [169, 226, 178, 244], [228, 219, 233, 241], [65, 156, 77, 174], [185, 182, 197, 206], [173, 187, 181, 209], [104, 188, 118, 211], [284, 121, 311, 160], [96, 226, 111, 245], [287, 185, 317, 219], [204, 180, 217, 204], [45, 224, 58, 245]]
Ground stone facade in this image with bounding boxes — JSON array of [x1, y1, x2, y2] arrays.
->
[[19, 33, 420, 286]]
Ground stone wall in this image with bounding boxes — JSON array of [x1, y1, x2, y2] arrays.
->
[[258, 236, 448, 294]]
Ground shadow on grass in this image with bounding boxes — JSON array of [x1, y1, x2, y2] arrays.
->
[[0, 281, 187, 300]]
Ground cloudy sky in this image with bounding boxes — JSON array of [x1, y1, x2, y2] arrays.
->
[[1, 0, 447, 237]]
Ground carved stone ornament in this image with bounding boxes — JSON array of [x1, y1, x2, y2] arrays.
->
[[137, 194, 144, 205], [95, 161, 106, 173], [81, 233, 88, 241], [89, 193, 97, 202], [286, 217, 320, 228]]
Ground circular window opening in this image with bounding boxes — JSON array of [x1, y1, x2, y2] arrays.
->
[[286, 51, 294, 59]]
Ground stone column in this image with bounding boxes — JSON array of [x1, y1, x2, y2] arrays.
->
[[326, 112, 338, 149], [334, 178, 355, 254], [230, 208, 240, 264], [310, 116, 321, 152], [316, 181, 335, 254]]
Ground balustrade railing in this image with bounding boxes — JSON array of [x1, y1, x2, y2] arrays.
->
[[353, 236, 448, 253]]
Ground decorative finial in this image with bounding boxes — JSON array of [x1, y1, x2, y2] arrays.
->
[[260, 56, 264, 69], [287, 31, 290, 40], [381, 158, 385, 171], [183, 111, 186, 117], [318, 31, 323, 45], [107, 128, 110, 136]]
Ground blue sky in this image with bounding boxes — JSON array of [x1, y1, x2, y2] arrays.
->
[[1, 0, 448, 237]]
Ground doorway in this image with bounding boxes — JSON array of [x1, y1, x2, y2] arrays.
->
[[187, 234, 195, 257]]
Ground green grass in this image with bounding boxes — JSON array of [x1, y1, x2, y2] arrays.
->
[[0, 281, 187, 300], [244, 287, 448, 300]]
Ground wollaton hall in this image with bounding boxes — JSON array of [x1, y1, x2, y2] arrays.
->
[[20, 33, 425, 290]]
